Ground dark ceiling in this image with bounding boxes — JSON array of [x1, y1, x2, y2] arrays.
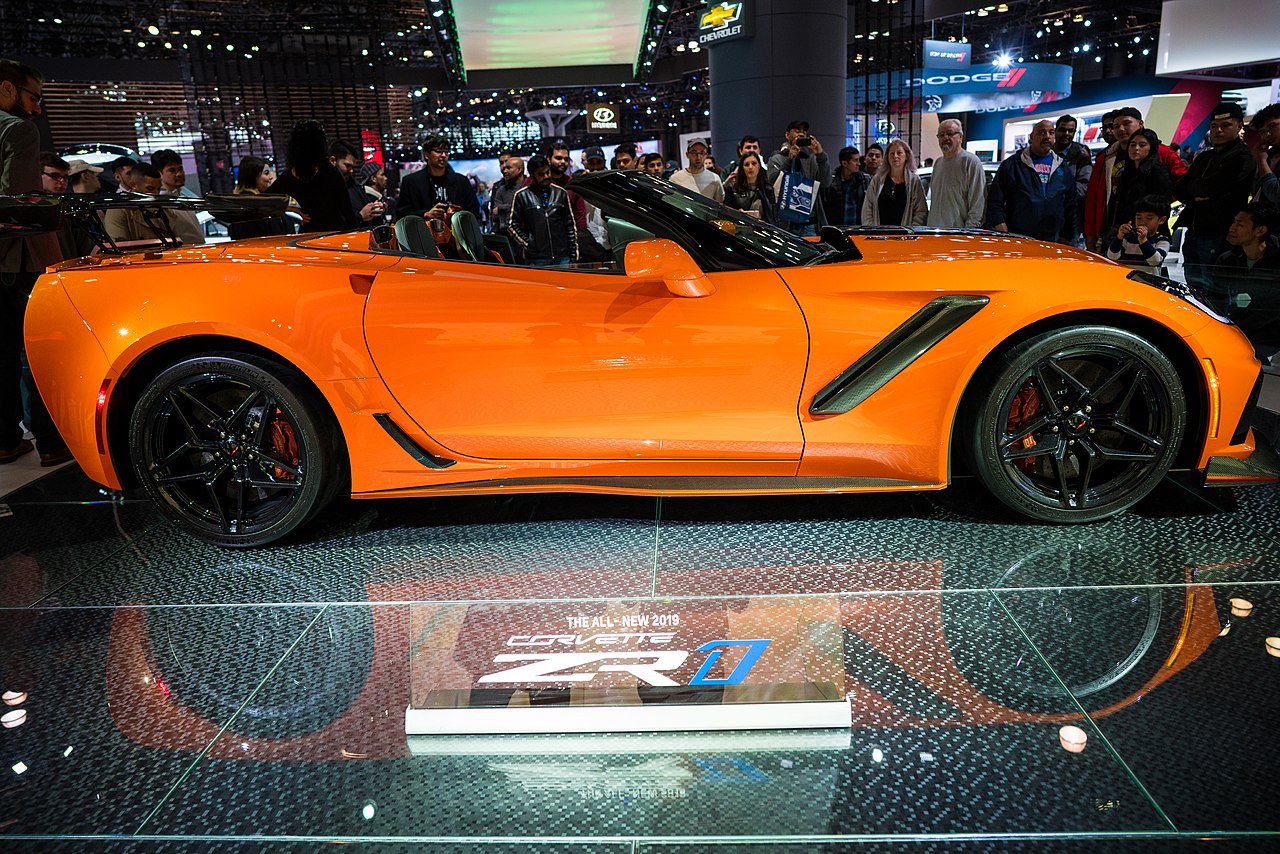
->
[[4, 0, 1272, 162]]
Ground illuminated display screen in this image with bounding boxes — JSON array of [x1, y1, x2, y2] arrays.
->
[[455, 0, 650, 70]]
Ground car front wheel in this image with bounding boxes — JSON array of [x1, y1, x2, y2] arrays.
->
[[129, 353, 342, 547], [969, 326, 1186, 523]]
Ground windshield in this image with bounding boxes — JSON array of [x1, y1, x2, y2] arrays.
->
[[569, 170, 826, 270]]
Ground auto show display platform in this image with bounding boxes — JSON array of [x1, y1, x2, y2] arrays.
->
[[3, 464, 1280, 851]]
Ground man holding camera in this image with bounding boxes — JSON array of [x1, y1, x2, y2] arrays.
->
[[766, 120, 832, 236]]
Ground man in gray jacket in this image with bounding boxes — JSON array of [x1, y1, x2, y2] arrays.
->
[[0, 59, 68, 465], [766, 120, 831, 236], [926, 119, 986, 228]]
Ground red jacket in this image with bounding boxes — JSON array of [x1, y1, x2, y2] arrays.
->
[[1084, 142, 1186, 245]]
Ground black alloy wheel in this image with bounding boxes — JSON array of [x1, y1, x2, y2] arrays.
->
[[942, 550, 1184, 714], [969, 326, 1186, 523], [129, 353, 342, 547]]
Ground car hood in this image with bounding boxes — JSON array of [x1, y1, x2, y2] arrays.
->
[[844, 230, 1101, 266]]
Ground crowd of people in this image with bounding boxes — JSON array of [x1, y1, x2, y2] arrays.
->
[[5, 51, 1280, 466]]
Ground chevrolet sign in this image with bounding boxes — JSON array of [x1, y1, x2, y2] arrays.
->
[[698, 1, 752, 46]]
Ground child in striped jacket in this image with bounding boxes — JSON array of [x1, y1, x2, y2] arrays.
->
[[1105, 195, 1171, 272]]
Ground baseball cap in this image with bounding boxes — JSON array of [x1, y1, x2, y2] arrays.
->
[[1211, 101, 1244, 122], [359, 161, 383, 183], [785, 120, 809, 132], [65, 159, 104, 176], [685, 137, 709, 151], [583, 145, 605, 162], [1114, 106, 1143, 121]]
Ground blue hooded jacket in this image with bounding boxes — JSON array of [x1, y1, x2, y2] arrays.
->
[[986, 147, 1076, 243]]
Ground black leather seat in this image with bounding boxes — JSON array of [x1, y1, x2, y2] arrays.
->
[[607, 218, 656, 267], [393, 215, 439, 259], [450, 210, 488, 262]]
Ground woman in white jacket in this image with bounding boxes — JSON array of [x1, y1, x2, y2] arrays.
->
[[862, 139, 928, 226]]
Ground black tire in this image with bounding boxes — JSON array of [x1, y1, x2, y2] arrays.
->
[[968, 326, 1186, 523], [129, 352, 343, 547], [144, 561, 375, 740], [942, 546, 1187, 714]]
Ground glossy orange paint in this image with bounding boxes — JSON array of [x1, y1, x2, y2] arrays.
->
[[25, 227, 1261, 504]]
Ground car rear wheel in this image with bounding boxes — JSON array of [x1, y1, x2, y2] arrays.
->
[[129, 353, 342, 547], [968, 326, 1186, 523]]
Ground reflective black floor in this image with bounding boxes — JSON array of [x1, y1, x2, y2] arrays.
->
[[3, 466, 1280, 849]]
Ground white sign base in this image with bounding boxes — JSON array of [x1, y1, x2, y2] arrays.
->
[[405, 698, 851, 736]]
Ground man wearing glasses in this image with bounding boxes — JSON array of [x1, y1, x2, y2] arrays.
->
[[41, 153, 94, 260], [926, 119, 986, 229], [394, 134, 481, 223], [39, 152, 69, 192], [0, 58, 70, 466]]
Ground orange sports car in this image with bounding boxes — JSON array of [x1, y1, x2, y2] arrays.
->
[[14, 171, 1277, 546]]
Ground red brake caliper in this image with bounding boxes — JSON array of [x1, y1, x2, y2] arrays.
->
[[267, 407, 299, 481], [1006, 381, 1042, 472]]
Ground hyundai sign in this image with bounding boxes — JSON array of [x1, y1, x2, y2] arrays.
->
[[587, 103, 621, 134], [923, 39, 970, 68]]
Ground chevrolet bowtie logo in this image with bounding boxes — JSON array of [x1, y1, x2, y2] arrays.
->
[[700, 3, 742, 30]]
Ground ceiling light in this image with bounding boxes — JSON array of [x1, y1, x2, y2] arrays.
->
[[190, 28, 201, 36], [147, 25, 160, 36], [994, 53, 1012, 69]]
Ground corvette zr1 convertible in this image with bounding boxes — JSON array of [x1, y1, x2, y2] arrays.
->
[[15, 170, 1277, 546]]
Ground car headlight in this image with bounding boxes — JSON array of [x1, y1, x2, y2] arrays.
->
[[1126, 270, 1231, 324]]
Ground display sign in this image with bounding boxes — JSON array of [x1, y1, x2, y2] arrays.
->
[[911, 63, 1072, 96], [850, 65, 1072, 114], [697, 1, 752, 46], [923, 39, 970, 68], [405, 597, 850, 735], [937, 90, 1069, 114], [587, 103, 621, 134], [360, 129, 385, 166]]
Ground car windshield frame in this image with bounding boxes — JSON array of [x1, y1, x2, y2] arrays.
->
[[567, 169, 827, 271]]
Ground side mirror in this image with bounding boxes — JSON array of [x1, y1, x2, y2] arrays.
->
[[624, 238, 715, 298]]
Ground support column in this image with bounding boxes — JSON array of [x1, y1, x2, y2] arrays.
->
[[707, 0, 848, 164]]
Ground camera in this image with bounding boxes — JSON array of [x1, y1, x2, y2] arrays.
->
[[796, 136, 811, 147]]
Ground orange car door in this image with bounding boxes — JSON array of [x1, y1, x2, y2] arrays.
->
[[363, 259, 808, 463]]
